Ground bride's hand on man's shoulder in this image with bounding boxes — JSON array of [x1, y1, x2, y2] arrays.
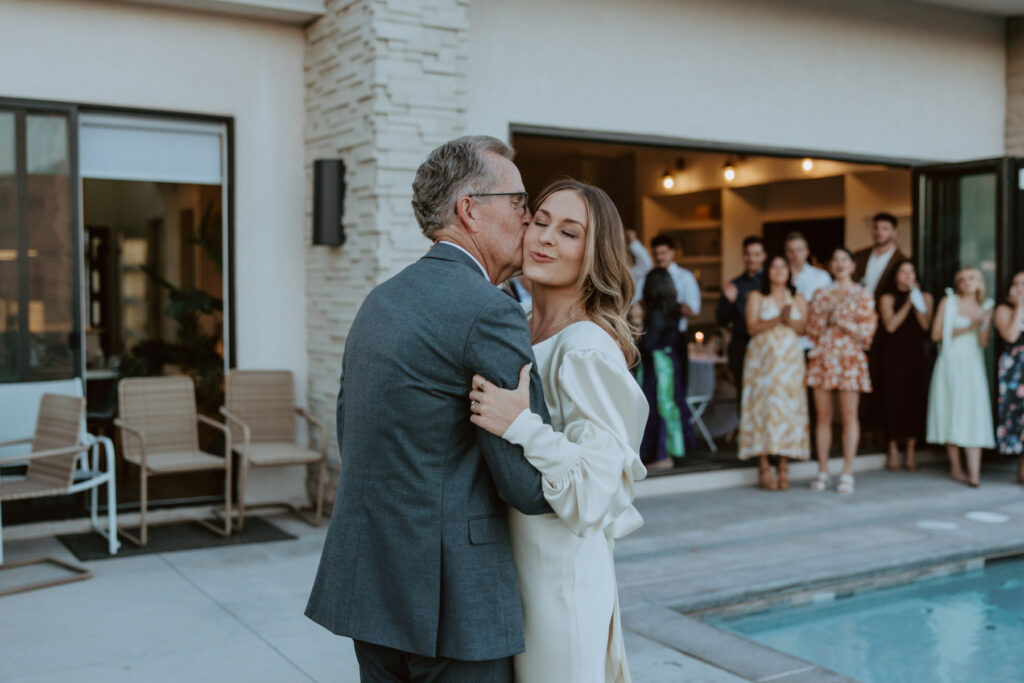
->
[[469, 363, 532, 437]]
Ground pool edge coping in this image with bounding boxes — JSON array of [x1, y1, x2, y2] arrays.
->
[[623, 545, 1024, 682]]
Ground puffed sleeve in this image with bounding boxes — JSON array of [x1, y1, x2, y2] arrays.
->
[[501, 347, 649, 538], [847, 289, 878, 349], [806, 290, 829, 344]]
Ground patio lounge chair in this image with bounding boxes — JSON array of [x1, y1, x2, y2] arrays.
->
[[0, 393, 117, 597], [219, 370, 328, 531], [115, 376, 232, 546]]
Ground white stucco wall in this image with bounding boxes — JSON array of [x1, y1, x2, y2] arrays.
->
[[468, 0, 1006, 162], [0, 0, 308, 401]]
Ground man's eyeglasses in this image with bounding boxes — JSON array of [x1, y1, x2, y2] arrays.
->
[[467, 192, 529, 216]]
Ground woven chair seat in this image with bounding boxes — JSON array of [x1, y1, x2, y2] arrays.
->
[[123, 449, 225, 473], [0, 478, 70, 502], [234, 442, 323, 467]]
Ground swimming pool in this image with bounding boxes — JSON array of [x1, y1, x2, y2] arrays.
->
[[707, 557, 1024, 683]]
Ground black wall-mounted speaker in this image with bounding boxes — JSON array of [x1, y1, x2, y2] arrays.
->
[[313, 159, 346, 246]]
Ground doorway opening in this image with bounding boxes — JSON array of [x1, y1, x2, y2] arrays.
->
[[512, 131, 913, 471]]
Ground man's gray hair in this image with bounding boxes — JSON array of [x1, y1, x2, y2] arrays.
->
[[412, 135, 514, 239]]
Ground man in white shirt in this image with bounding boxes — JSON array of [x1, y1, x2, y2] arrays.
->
[[785, 231, 832, 352], [635, 233, 702, 387], [852, 212, 906, 302], [851, 212, 907, 440]]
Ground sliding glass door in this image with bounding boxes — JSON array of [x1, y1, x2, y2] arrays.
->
[[914, 157, 1023, 387], [0, 104, 80, 382]]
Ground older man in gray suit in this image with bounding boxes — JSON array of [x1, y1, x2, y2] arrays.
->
[[306, 136, 551, 682]]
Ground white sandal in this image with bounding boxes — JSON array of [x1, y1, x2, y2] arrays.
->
[[837, 473, 855, 495], [810, 472, 829, 492]]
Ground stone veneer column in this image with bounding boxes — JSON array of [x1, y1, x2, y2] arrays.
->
[[304, 0, 469, 490], [1006, 17, 1024, 155]]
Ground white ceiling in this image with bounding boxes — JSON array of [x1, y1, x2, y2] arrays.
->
[[908, 0, 1024, 16]]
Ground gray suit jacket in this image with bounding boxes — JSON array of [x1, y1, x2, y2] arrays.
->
[[305, 243, 551, 661]]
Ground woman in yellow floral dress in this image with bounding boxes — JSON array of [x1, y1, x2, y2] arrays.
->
[[739, 255, 811, 490], [805, 247, 878, 495]]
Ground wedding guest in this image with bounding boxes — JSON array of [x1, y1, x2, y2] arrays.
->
[[635, 233, 701, 389], [716, 236, 766, 402], [805, 247, 878, 495], [852, 212, 907, 442], [786, 231, 832, 350], [994, 271, 1024, 488], [852, 213, 906, 299], [786, 230, 832, 432], [626, 228, 652, 290], [637, 268, 691, 470], [738, 255, 810, 490], [926, 267, 995, 487], [877, 260, 933, 471]]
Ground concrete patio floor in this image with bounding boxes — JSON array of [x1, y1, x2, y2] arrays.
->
[[1, 458, 1022, 682]]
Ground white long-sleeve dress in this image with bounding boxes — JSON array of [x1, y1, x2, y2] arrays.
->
[[502, 321, 649, 683]]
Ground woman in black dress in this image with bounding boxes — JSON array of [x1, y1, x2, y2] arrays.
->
[[877, 260, 933, 471]]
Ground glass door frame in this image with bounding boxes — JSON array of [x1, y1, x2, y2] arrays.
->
[[912, 157, 1021, 301], [912, 156, 1023, 408], [0, 97, 82, 381]]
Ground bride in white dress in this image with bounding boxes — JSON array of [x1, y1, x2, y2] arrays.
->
[[469, 179, 649, 683]]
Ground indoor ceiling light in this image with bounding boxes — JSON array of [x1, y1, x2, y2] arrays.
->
[[662, 171, 675, 190], [723, 161, 736, 182], [802, 158, 814, 172]]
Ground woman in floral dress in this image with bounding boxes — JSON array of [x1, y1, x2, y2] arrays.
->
[[805, 247, 878, 495], [994, 271, 1024, 489], [738, 255, 810, 490]]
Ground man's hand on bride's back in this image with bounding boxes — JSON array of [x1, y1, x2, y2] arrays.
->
[[469, 363, 533, 437]]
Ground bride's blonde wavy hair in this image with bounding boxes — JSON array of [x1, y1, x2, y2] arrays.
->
[[533, 178, 639, 367]]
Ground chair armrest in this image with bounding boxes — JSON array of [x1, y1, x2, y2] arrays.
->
[[296, 407, 329, 458], [218, 408, 251, 449], [114, 418, 148, 465], [0, 442, 90, 466], [197, 415, 232, 463], [0, 437, 33, 449], [114, 418, 145, 442]]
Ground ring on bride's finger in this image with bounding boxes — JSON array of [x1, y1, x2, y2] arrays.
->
[[470, 400, 479, 409]]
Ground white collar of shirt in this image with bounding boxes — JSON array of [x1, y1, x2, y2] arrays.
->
[[868, 244, 896, 265], [437, 241, 489, 281]]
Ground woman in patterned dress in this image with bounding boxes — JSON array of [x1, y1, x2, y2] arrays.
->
[[994, 271, 1024, 489], [805, 247, 878, 494], [738, 255, 810, 490]]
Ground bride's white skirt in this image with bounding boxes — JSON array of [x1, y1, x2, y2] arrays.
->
[[509, 509, 629, 683]]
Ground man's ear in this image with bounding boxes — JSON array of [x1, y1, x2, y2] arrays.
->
[[455, 196, 481, 234]]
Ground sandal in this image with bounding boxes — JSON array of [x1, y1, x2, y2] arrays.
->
[[810, 471, 829, 492], [777, 458, 790, 491], [837, 473, 855, 495], [758, 462, 778, 491]]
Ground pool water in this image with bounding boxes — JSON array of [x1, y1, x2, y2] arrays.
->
[[709, 558, 1024, 683]]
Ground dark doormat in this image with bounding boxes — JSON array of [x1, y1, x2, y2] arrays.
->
[[57, 516, 296, 562]]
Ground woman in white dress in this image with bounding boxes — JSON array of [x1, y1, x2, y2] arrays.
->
[[926, 267, 996, 487], [468, 178, 648, 683]]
